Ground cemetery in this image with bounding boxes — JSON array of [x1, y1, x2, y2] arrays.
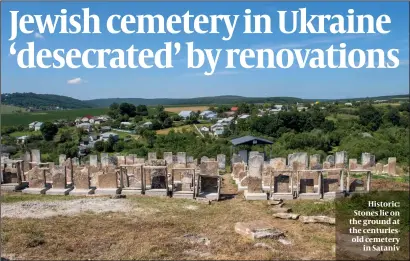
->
[[1, 148, 399, 200]]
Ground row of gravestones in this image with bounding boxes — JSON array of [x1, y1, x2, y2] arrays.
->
[[232, 154, 371, 200]]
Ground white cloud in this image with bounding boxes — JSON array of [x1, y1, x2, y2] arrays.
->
[[34, 32, 44, 39], [67, 78, 86, 85]]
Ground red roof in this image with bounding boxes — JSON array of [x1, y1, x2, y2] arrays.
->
[[83, 115, 93, 119], [231, 107, 238, 111]]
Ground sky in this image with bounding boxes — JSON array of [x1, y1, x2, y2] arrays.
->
[[1, 1, 409, 100]]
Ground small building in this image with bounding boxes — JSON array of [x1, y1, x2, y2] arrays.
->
[[200, 126, 210, 133], [29, 121, 43, 131], [344, 102, 353, 106], [141, 121, 153, 128], [76, 123, 91, 132], [200, 110, 217, 120], [16, 136, 29, 144], [231, 107, 238, 112], [238, 114, 250, 119], [120, 122, 132, 128], [101, 126, 111, 133], [101, 132, 119, 142], [179, 110, 193, 119]]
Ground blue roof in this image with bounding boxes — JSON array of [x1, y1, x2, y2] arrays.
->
[[230, 136, 273, 146]]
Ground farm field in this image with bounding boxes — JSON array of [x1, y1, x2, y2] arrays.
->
[[164, 106, 210, 113], [1, 105, 25, 114], [1, 108, 109, 127]]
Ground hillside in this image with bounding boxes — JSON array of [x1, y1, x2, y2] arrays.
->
[[1, 93, 95, 110], [85, 96, 306, 107]]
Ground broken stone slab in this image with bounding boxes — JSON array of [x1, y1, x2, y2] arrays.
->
[[268, 199, 283, 205], [196, 198, 211, 205], [299, 215, 335, 225], [337, 233, 381, 259], [271, 207, 291, 213], [278, 238, 292, 245], [235, 220, 284, 240], [272, 213, 300, 220]]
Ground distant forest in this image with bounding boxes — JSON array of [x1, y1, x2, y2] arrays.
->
[[1, 92, 409, 109]]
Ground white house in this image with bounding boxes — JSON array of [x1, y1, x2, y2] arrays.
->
[[238, 114, 250, 119], [211, 123, 224, 132], [76, 123, 91, 132], [200, 126, 210, 133], [16, 136, 29, 144], [120, 122, 132, 128], [344, 102, 353, 106], [29, 121, 43, 131], [179, 110, 193, 119], [141, 121, 153, 128], [101, 132, 119, 142], [199, 110, 217, 120], [297, 107, 308, 112]]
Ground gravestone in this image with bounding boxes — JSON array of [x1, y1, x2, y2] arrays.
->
[[72, 157, 80, 167], [325, 155, 335, 167], [249, 151, 260, 159], [164, 152, 173, 164], [64, 158, 73, 184], [288, 152, 308, 170], [200, 161, 219, 176], [200, 156, 209, 163], [231, 154, 243, 164], [177, 152, 186, 164], [101, 153, 109, 167], [59, 154, 66, 166], [71, 167, 94, 195], [126, 155, 135, 165], [148, 152, 157, 161], [274, 174, 290, 193], [323, 161, 331, 169], [217, 154, 226, 170], [349, 159, 358, 170], [232, 162, 245, 179], [387, 157, 396, 175], [247, 155, 263, 194], [47, 166, 73, 195], [90, 155, 98, 167], [335, 151, 347, 168], [95, 167, 120, 194], [375, 163, 383, 174], [117, 156, 126, 166], [23, 151, 31, 172], [172, 155, 178, 163], [309, 154, 321, 170], [186, 156, 194, 163], [135, 158, 145, 164], [23, 166, 48, 194], [361, 153, 372, 169], [271, 158, 286, 170]]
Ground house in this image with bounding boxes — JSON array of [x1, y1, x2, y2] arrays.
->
[[120, 122, 132, 128], [200, 110, 217, 120], [28, 121, 43, 131], [101, 132, 119, 142], [76, 123, 91, 132], [16, 136, 29, 144], [238, 114, 250, 119], [101, 126, 111, 133], [211, 123, 224, 132], [81, 115, 94, 123], [200, 126, 210, 133], [213, 126, 225, 136], [231, 107, 238, 112], [179, 110, 193, 119], [344, 102, 353, 106], [297, 107, 308, 112]]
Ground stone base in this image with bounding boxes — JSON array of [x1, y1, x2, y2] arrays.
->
[[173, 191, 195, 199], [69, 188, 95, 196], [94, 188, 121, 195], [298, 193, 321, 200], [235, 220, 284, 240], [244, 190, 267, 201], [46, 187, 73, 195], [237, 185, 247, 191], [270, 193, 294, 200], [197, 192, 219, 201], [121, 188, 143, 195], [1, 182, 27, 192], [22, 187, 49, 194], [145, 189, 168, 197], [323, 191, 345, 199]]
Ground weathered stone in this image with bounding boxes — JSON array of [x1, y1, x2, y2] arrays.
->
[[145, 167, 167, 189], [288, 152, 308, 170], [349, 159, 357, 170], [73, 167, 90, 189], [59, 154, 66, 166], [217, 154, 226, 170], [323, 173, 340, 193], [248, 155, 263, 178], [200, 176, 219, 193], [238, 171, 246, 181], [177, 152, 186, 164], [90, 170, 103, 187], [387, 157, 396, 175], [325, 155, 335, 167], [200, 161, 219, 176], [101, 153, 109, 167], [72, 157, 80, 166], [235, 221, 284, 240], [271, 207, 291, 213], [274, 174, 290, 193], [375, 163, 383, 174], [299, 215, 335, 225], [231, 154, 242, 164], [125, 155, 135, 165], [148, 152, 157, 161], [90, 155, 98, 167], [51, 166, 66, 189], [309, 154, 321, 170], [323, 161, 331, 169], [232, 162, 245, 179], [31, 149, 41, 165], [97, 168, 118, 188], [268, 199, 283, 205], [200, 156, 209, 163], [361, 153, 374, 169], [272, 213, 300, 220], [186, 156, 194, 163], [247, 176, 262, 193], [335, 151, 347, 168], [271, 158, 286, 170], [163, 152, 173, 164], [117, 156, 126, 166], [27, 166, 45, 188]]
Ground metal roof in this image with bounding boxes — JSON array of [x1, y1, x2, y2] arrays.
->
[[230, 135, 273, 146]]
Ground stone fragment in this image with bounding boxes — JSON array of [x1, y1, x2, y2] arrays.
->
[[299, 215, 335, 225], [272, 213, 300, 220], [234, 220, 284, 240], [271, 207, 291, 213]]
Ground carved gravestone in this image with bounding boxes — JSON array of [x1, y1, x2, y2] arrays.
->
[[177, 152, 186, 164], [181, 171, 194, 191], [27, 166, 45, 188], [275, 174, 290, 193], [200, 156, 209, 163], [232, 162, 245, 179], [387, 157, 396, 175], [309, 154, 321, 170], [288, 152, 308, 170], [97, 168, 118, 188], [186, 156, 194, 163], [217, 154, 226, 170], [335, 151, 348, 168], [59, 154, 66, 166], [64, 158, 73, 184], [51, 166, 66, 189], [148, 152, 157, 161], [101, 153, 109, 167], [24, 151, 31, 171], [31, 149, 41, 166], [200, 161, 219, 176], [361, 153, 372, 169], [163, 152, 173, 164], [126, 155, 135, 165], [73, 167, 90, 190], [128, 166, 143, 188], [231, 154, 243, 164], [247, 155, 263, 193], [326, 155, 335, 167], [271, 158, 286, 170], [349, 159, 358, 170]]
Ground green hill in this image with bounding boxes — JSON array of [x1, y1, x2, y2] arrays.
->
[[1, 92, 95, 110]]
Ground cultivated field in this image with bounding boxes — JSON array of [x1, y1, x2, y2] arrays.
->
[[1, 105, 25, 114], [164, 106, 210, 113]]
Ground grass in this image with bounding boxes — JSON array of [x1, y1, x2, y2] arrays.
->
[[2, 108, 110, 126], [9, 130, 41, 137], [326, 114, 359, 122], [1, 105, 26, 114], [1, 193, 336, 260], [156, 123, 211, 135]]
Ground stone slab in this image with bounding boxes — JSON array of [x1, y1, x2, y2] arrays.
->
[[46, 187, 73, 195], [299, 215, 335, 225], [144, 188, 168, 197], [235, 220, 284, 240], [269, 193, 294, 200], [1, 183, 28, 191], [69, 188, 95, 196], [172, 191, 195, 199], [244, 190, 267, 201], [197, 192, 219, 201], [121, 188, 143, 195], [94, 188, 121, 195], [273, 213, 300, 220], [298, 193, 321, 200], [22, 187, 49, 194]]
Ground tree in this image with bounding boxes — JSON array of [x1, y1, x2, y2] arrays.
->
[[119, 103, 137, 117], [136, 104, 149, 116], [358, 105, 383, 131], [40, 122, 58, 141], [384, 107, 401, 126], [163, 117, 173, 128], [57, 141, 78, 158], [94, 140, 105, 152]]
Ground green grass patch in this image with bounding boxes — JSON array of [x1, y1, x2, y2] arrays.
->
[[0, 193, 85, 203]]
